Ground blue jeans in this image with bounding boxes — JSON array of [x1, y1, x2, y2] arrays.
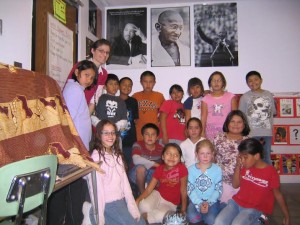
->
[[187, 201, 220, 225], [129, 165, 155, 185], [104, 198, 146, 225], [214, 199, 262, 225], [253, 136, 272, 164]]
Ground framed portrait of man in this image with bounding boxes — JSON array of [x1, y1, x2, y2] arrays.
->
[[88, 0, 97, 36], [194, 3, 238, 67], [151, 6, 190, 67], [106, 7, 147, 69]]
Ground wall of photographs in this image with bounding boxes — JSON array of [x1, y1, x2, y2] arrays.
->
[[271, 93, 300, 183]]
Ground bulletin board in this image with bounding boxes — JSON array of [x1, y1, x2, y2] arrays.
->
[[271, 93, 300, 182], [47, 13, 73, 89]]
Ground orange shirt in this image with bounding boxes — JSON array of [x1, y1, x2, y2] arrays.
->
[[133, 91, 165, 141]]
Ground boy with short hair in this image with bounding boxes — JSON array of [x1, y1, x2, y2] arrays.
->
[[119, 77, 139, 166], [238, 71, 276, 165], [129, 123, 163, 194], [93, 73, 127, 131], [133, 71, 165, 141]]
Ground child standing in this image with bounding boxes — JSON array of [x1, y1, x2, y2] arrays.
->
[[201, 71, 237, 141], [184, 77, 205, 122], [133, 71, 165, 141], [136, 143, 188, 224], [90, 119, 146, 225], [180, 117, 205, 168], [129, 123, 163, 194], [214, 138, 290, 225], [92, 73, 127, 132], [159, 84, 186, 145], [49, 60, 97, 225], [119, 77, 139, 166], [239, 71, 276, 165], [187, 139, 222, 225]]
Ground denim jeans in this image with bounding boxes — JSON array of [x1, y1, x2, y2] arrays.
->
[[187, 201, 220, 225], [104, 198, 146, 225], [214, 199, 262, 225], [253, 136, 272, 164], [129, 165, 155, 184]]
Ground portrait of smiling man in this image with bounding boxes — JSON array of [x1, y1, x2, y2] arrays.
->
[[151, 7, 190, 67]]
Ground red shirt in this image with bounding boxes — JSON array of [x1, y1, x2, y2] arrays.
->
[[233, 166, 280, 215], [153, 163, 188, 205]]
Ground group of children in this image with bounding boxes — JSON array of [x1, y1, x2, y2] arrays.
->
[[62, 52, 290, 225]]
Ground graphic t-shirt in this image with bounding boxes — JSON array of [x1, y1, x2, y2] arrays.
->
[[202, 92, 235, 140], [153, 163, 188, 205], [233, 166, 279, 215], [95, 94, 127, 124], [132, 91, 165, 141]]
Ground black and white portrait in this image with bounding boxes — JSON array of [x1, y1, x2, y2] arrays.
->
[[194, 3, 238, 67], [88, 0, 97, 36], [151, 7, 190, 67], [106, 8, 147, 69]]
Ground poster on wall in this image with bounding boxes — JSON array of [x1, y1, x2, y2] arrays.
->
[[194, 3, 238, 67], [106, 8, 147, 69], [151, 6, 190, 67], [47, 14, 73, 89], [279, 98, 294, 117], [88, 0, 97, 36], [273, 125, 288, 144]]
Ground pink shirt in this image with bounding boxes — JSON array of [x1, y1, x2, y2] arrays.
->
[[89, 150, 140, 225], [202, 92, 235, 140]]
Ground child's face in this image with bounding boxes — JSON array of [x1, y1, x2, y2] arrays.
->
[[100, 124, 117, 148], [210, 74, 224, 92], [75, 68, 96, 88], [239, 152, 259, 169], [196, 146, 213, 165], [187, 120, 201, 139], [162, 146, 181, 169], [105, 79, 119, 95], [119, 79, 132, 96], [189, 85, 202, 98], [141, 75, 155, 93], [170, 89, 183, 103], [142, 128, 158, 146], [246, 75, 262, 92], [228, 115, 245, 135]]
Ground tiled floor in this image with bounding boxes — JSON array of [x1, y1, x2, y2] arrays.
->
[[270, 183, 300, 225], [151, 183, 300, 225]]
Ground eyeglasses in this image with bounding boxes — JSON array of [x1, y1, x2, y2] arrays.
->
[[96, 49, 110, 55], [101, 131, 117, 136]]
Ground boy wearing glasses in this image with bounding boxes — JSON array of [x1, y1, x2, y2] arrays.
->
[[129, 123, 163, 195]]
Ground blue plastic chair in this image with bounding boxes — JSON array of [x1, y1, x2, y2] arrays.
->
[[0, 155, 57, 225]]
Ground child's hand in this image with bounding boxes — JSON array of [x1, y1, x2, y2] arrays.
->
[[200, 202, 209, 214], [282, 216, 290, 225]]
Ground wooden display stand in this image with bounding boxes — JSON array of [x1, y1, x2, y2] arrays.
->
[[271, 92, 300, 183]]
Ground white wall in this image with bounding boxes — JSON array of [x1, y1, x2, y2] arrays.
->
[[0, 0, 32, 69], [99, 0, 300, 99]]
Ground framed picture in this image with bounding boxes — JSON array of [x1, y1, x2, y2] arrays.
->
[[279, 98, 294, 117], [281, 154, 298, 175], [194, 3, 238, 67], [151, 6, 190, 67], [86, 37, 94, 58], [290, 126, 300, 145], [273, 125, 288, 144], [296, 99, 300, 117], [106, 7, 147, 69], [271, 154, 281, 174], [88, 0, 97, 36]]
